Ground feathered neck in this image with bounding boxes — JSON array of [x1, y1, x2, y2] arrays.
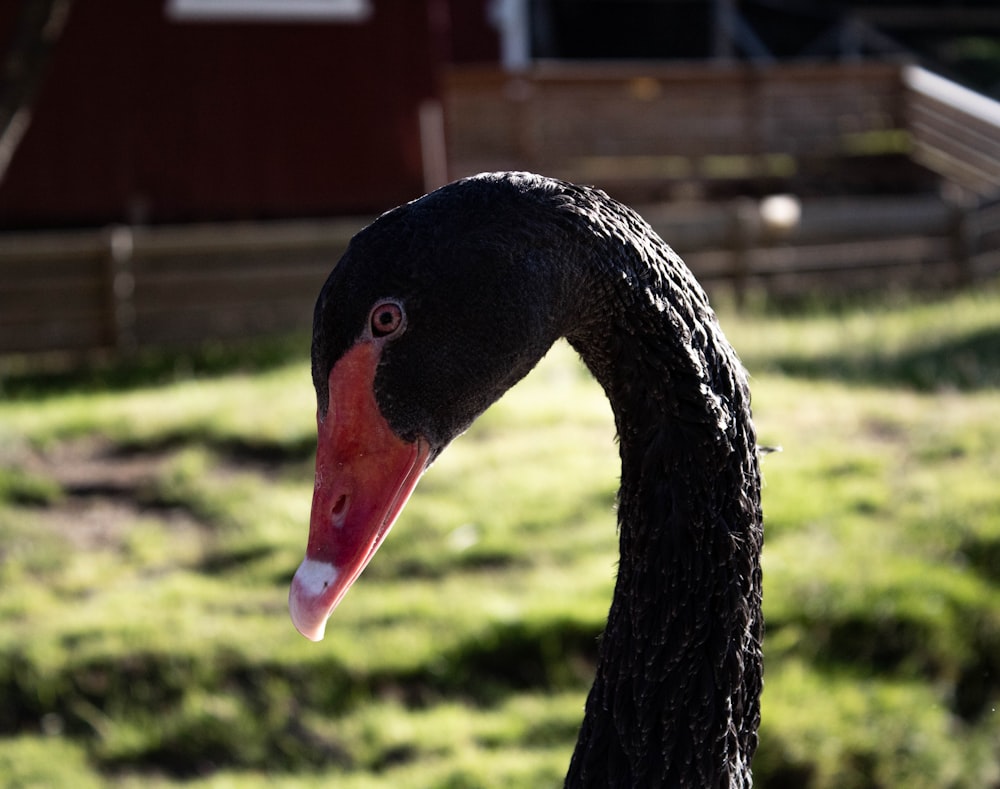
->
[[559, 191, 764, 788]]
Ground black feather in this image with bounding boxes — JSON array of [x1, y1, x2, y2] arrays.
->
[[312, 172, 764, 788]]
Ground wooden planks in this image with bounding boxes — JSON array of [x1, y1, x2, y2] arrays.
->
[[6, 58, 1000, 361], [0, 230, 112, 354], [0, 219, 364, 358], [651, 195, 969, 298], [902, 66, 1000, 197], [443, 62, 904, 188], [1, 195, 992, 361]]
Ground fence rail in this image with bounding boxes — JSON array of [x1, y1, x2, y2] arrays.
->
[[902, 66, 1000, 197], [0, 219, 364, 359], [5, 62, 1000, 362], [443, 61, 1000, 202], [646, 195, 997, 298], [442, 61, 909, 198], [4, 195, 998, 362]]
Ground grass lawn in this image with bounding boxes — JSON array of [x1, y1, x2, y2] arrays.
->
[[0, 284, 998, 788]]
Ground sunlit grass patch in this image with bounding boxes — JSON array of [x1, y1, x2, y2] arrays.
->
[[1, 285, 999, 786], [0, 361, 316, 453], [729, 284, 1000, 391], [758, 660, 1000, 789], [0, 735, 105, 789]]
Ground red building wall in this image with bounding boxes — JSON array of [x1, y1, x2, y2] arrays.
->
[[0, 0, 494, 228]]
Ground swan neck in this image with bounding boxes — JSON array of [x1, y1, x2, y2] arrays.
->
[[563, 228, 763, 788]]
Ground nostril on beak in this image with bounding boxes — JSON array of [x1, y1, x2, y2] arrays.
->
[[331, 493, 349, 527]]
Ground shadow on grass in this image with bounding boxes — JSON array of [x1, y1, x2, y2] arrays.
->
[[766, 600, 1000, 724], [110, 431, 317, 467], [760, 325, 1000, 391], [414, 617, 600, 703], [0, 617, 598, 777]]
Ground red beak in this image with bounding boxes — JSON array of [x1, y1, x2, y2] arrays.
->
[[289, 341, 430, 641]]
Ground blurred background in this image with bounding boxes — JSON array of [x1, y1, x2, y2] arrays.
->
[[2, 0, 1000, 356], [0, 1, 998, 787]]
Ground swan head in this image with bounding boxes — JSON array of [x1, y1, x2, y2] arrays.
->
[[291, 173, 570, 640]]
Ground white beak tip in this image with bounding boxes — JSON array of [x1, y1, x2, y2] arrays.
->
[[289, 558, 339, 641]]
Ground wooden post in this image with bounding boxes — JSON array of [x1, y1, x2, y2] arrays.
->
[[419, 99, 448, 192], [730, 198, 758, 307], [103, 225, 137, 354], [948, 200, 975, 286]]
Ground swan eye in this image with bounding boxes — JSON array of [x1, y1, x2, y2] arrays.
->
[[370, 301, 404, 338]]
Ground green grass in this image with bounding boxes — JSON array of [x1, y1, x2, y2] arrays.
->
[[1, 285, 999, 787]]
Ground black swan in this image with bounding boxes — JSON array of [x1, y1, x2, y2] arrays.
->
[[289, 172, 763, 787]]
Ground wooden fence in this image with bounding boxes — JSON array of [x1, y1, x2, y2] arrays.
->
[[442, 61, 910, 198], [442, 62, 1000, 201], [4, 195, 999, 362], [0, 219, 363, 359], [4, 61, 1000, 362], [661, 194, 1000, 298], [902, 65, 1000, 197]]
